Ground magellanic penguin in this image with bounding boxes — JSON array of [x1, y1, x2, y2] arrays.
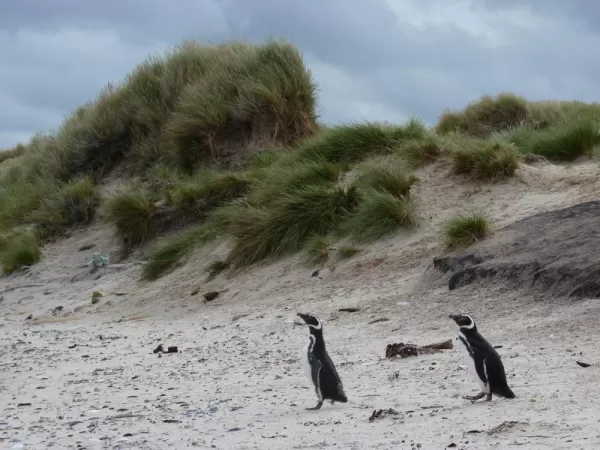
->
[[297, 312, 348, 410], [449, 313, 515, 402]]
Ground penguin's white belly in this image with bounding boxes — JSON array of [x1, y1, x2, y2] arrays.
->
[[301, 341, 313, 382], [457, 333, 488, 393]]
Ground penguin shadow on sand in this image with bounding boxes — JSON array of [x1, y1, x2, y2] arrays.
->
[[296, 311, 516, 412]]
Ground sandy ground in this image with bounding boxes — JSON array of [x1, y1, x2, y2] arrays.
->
[[2, 159, 600, 450]]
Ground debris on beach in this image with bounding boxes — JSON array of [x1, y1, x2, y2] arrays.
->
[[385, 339, 453, 359]]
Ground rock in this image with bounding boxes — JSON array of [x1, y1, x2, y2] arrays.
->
[[338, 307, 360, 313], [190, 287, 200, 296], [78, 244, 95, 251], [311, 270, 319, 277], [433, 201, 600, 298], [203, 291, 219, 302], [25, 314, 33, 320], [576, 361, 592, 368]]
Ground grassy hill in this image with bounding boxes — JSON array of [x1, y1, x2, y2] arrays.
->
[[1, 38, 600, 279]]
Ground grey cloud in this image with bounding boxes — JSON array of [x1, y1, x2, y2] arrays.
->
[[2, 0, 600, 148]]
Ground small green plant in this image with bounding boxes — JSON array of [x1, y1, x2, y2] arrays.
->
[[0, 232, 41, 274], [91, 291, 103, 304], [141, 224, 218, 280], [338, 245, 360, 259], [303, 235, 332, 265], [450, 138, 519, 181], [344, 190, 416, 242], [443, 212, 491, 249]]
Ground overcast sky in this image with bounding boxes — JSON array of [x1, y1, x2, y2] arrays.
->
[[1, 0, 599, 149]]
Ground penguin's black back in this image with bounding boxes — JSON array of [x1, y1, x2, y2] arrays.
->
[[311, 331, 347, 402], [462, 329, 515, 399]]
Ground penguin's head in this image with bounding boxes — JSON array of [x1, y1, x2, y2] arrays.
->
[[449, 313, 476, 330], [297, 312, 322, 330]]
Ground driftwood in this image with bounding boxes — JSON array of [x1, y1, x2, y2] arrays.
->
[[385, 339, 453, 359]]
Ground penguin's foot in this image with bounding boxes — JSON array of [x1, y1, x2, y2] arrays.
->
[[462, 392, 486, 401], [306, 401, 323, 410], [485, 393, 492, 402]]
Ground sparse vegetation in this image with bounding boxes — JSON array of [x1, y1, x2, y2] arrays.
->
[[443, 212, 491, 249], [141, 223, 218, 280], [303, 235, 332, 266], [205, 259, 230, 280], [338, 245, 360, 259], [2, 37, 599, 279]]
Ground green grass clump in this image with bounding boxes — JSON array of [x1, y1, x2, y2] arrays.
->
[[436, 93, 529, 137], [296, 120, 428, 164], [165, 39, 317, 171], [449, 137, 519, 181], [357, 157, 418, 198], [248, 160, 345, 206], [506, 120, 600, 161], [344, 190, 416, 242], [443, 212, 491, 249], [169, 170, 252, 207], [141, 224, 218, 280], [27, 176, 100, 238], [224, 184, 360, 266], [105, 189, 158, 247], [0, 144, 27, 165], [0, 232, 41, 273], [395, 136, 443, 166], [303, 235, 332, 265]]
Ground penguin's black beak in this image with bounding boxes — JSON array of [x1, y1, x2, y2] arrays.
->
[[449, 314, 460, 322], [297, 312, 308, 322]]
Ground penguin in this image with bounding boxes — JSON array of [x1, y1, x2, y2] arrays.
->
[[449, 313, 515, 402], [297, 312, 348, 410]]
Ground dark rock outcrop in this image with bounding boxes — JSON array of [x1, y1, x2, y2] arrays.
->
[[433, 201, 600, 298]]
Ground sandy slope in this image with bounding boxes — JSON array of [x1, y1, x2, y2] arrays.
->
[[2, 159, 600, 449]]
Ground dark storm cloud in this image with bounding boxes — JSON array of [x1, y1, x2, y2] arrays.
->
[[1, 0, 600, 148]]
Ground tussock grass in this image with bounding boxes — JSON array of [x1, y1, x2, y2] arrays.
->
[[28, 176, 100, 238], [165, 40, 317, 171], [105, 190, 158, 247], [169, 170, 252, 207], [303, 235, 331, 265], [437, 93, 529, 137], [396, 136, 443, 166], [296, 120, 428, 164], [0, 144, 26, 165], [443, 212, 491, 249], [224, 184, 360, 266], [248, 160, 345, 206], [344, 190, 416, 242], [0, 232, 41, 273], [448, 136, 519, 181], [506, 120, 600, 161], [357, 157, 418, 198], [141, 224, 218, 280]]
